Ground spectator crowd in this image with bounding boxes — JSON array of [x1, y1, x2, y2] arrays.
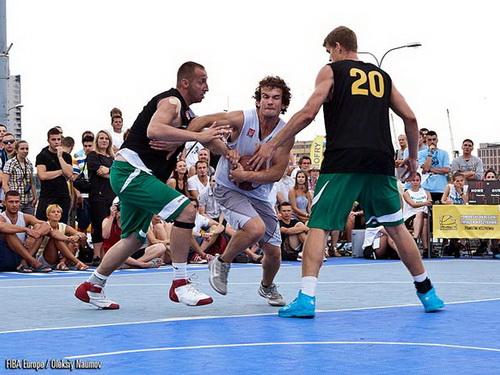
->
[[0, 111, 499, 274]]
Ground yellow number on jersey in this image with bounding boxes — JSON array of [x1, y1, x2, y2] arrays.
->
[[350, 68, 384, 98]]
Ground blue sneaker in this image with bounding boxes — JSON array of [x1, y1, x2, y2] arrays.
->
[[278, 291, 316, 318], [417, 287, 445, 312]]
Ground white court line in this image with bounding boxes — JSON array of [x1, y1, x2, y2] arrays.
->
[[1, 259, 494, 282], [2, 297, 500, 335], [65, 340, 500, 359], [2, 280, 500, 289]]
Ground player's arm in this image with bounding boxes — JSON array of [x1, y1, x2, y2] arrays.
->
[[390, 84, 419, 179], [189, 111, 244, 156], [250, 65, 333, 169], [147, 97, 228, 144], [232, 138, 295, 184]]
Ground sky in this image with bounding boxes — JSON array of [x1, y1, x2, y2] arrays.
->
[[5, 0, 499, 157]]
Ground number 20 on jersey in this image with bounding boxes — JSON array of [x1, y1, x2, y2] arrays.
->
[[350, 68, 384, 98]]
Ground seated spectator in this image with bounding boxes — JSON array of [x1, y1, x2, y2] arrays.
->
[[484, 169, 497, 181], [102, 200, 165, 269], [441, 172, 468, 205], [275, 153, 296, 205], [278, 202, 308, 261], [190, 199, 225, 263], [441, 172, 468, 257], [36, 204, 89, 271], [402, 173, 432, 256], [146, 215, 172, 265], [362, 227, 399, 260], [0, 191, 51, 272], [288, 170, 312, 223], [167, 159, 189, 196]]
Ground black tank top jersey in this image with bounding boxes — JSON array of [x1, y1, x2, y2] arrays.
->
[[121, 88, 195, 182], [321, 60, 395, 176]]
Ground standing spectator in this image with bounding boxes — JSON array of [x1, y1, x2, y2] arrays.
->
[[35, 127, 73, 222], [395, 134, 408, 181], [275, 154, 296, 204], [2, 133, 17, 160], [87, 130, 116, 265], [291, 155, 312, 180], [72, 132, 95, 233], [198, 175, 222, 221], [188, 148, 215, 177], [182, 141, 204, 171], [0, 123, 8, 169], [288, 170, 312, 223], [309, 165, 321, 193], [167, 159, 189, 195], [421, 130, 450, 202], [109, 115, 125, 154], [451, 139, 484, 181], [187, 160, 210, 199], [2, 140, 37, 214]]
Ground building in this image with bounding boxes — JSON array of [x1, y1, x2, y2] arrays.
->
[[7, 74, 21, 139], [477, 143, 500, 173], [291, 140, 313, 159]]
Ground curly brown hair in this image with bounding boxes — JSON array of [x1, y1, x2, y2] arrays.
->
[[253, 76, 291, 114]]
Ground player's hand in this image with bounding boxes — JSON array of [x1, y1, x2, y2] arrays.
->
[[196, 121, 230, 145], [229, 163, 247, 183], [248, 143, 275, 171], [401, 158, 418, 182], [226, 149, 240, 167]]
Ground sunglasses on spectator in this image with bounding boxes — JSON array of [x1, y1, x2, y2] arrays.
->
[[3, 140, 15, 145]]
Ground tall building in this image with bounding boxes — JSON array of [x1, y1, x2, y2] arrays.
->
[[291, 140, 313, 159], [477, 143, 500, 173], [7, 74, 21, 138]]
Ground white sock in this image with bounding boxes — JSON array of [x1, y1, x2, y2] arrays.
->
[[301, 276, 318, 297], [172, 262, 187, 280], [413, 272, 428, 283], [89, 271, 108, 287]]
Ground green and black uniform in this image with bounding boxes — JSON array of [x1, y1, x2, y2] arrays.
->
[[309, 60, 403, 230], [110, 88, 192, 240]]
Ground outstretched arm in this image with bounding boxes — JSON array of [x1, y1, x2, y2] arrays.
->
[[250, 65, 333, 169]]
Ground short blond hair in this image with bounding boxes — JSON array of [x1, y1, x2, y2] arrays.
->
[[46, 204, 62, 217]]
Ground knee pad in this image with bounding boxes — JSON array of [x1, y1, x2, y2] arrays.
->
[[173, 220, 195, 229]]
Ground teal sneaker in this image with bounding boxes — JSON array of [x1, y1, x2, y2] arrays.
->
[[417, 287, 445, 312], [278, 291, 316, 318]]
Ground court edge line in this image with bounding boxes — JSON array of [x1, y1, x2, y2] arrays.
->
[[2, 297, 500, 335], [65, 340, 500, 359]]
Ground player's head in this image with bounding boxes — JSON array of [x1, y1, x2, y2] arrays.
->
[[176, 61, 208, 104], [254, 76, 291, 115], [323, 26, 357, 62]]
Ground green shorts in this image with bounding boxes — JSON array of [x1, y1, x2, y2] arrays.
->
[[110, 160, 190, 241], [308, 173, 403, 231]]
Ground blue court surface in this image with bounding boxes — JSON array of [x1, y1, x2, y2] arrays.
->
[[1, 258, 499, 374]]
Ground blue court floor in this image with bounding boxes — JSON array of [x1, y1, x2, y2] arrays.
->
[[1, 258, 499, 374]]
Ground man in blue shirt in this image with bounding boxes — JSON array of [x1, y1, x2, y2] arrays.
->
[[421, 130, 450, 202]]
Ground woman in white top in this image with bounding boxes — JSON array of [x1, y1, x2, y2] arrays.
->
[[38, 204, 88, 271], [403, 173, 432, 254]]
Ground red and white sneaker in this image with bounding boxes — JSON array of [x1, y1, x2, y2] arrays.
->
[[74, 281, 120, 310], [169, 279, 213, 306]]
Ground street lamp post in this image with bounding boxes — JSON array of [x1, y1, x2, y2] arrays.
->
[[359, 42, 422, 146]]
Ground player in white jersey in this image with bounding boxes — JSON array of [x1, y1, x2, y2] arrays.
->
[[189, 76, 294, 306]]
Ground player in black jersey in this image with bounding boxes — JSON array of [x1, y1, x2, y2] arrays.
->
[[251, 26, 444, 317], [75, 61, 229, 309]]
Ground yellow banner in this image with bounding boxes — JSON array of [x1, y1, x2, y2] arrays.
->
[[432, 205, 500, 239], [309, 135, 324, 169]]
